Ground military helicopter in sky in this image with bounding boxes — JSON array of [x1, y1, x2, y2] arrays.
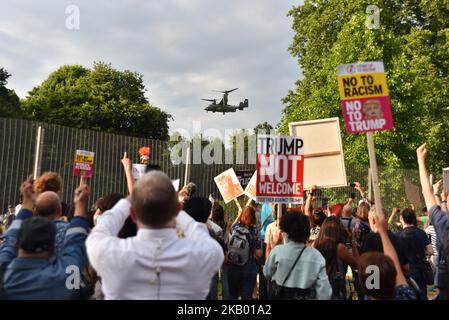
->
[[201, 88, 248, 115]]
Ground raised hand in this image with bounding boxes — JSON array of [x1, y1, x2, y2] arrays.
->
[[20, 175, 36, 210], [433, 179, 442, 195], [121, 151, 132, 172], [355, 182, 365, 195], [441, 190, 449, 201], [416, 143, 427, 162], [74, 183, 90, 217]]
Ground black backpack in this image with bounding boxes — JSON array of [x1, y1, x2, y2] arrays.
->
[[354, 220, 371, 249]]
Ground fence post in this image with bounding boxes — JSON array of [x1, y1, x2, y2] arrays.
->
[[368, 167, 372, 202], [183, 145, 191, 187], [33, 126, 44, 179]]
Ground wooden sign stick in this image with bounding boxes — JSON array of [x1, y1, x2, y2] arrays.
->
[[366, 132, 383, 217]]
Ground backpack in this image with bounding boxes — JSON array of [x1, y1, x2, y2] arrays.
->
[[354, 220, 371, 249], [226, 225, 252, 266]]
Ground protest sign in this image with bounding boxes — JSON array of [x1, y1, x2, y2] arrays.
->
[[289, 117, 347, 189], [337, 61, 393, 133], [256, 135, 304, 204], [244, 171, 257, 201], [404, 179, 422, 208], [73, 150, 95, 178], [214, 168, 245, 204], [443, 168, 449, 193], [236, 170, 254, 189], [132, 163, 180, 191], [172, 179, 180, 192], [132, 164, 147, 180]]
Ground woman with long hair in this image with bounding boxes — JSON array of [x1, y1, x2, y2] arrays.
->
[[314, 216, 359, 300], [226, 205, 263, 300]]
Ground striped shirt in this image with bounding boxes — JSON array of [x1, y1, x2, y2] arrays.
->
[[425, 225, 437, 256]]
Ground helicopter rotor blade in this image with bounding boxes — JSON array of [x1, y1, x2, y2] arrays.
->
[[212, 87, 239, 94], [226, 87, 239, 94], [201, 98, 216, 102]]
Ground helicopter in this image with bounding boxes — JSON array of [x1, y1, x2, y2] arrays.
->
[[201, 88, 249, 115]]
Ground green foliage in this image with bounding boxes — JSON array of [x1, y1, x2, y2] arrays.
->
[[0, 67, 22, 118], [21, 62, 172, 140], [279, 0, 449, 172], [254, 121, 274, 134]]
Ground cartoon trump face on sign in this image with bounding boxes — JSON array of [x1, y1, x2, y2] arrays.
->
[[363, 100, 384, 120]]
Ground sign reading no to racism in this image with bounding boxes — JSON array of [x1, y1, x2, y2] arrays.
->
[[337, 61, 394, 133]]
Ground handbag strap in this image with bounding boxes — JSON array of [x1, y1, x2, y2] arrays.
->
[[281, 245, 307, 287]]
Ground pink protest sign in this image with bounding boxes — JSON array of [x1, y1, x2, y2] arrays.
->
[[337, 61, 394, 133], [73, 150, 95, 178]]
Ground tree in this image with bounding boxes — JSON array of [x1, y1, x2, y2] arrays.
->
[[0, 68, 22, 118], [254, 121, 274, 134], [21, 62, 172, 140], [279, 0, 449, 171]]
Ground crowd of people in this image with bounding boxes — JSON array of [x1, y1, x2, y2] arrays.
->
[[0, 143, 448, 300]]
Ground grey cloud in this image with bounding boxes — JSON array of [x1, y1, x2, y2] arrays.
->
[[0, 0, 303, 137]]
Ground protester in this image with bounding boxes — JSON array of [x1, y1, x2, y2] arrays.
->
[[303, 185, 326, 243], [2, 205, 15, 232], [340, 201, 358, 242], [416, 143, 449, 299], [314, 216, 359, 300], [309, 208, 327, 243], [359, 207, 409, 270], [33, 191, 69, 253], [358, 210, 417, 300], [425, 220, 438, 270], [265, 205, 283, 258], [226, 205, 262, 300], [396, 208, 433, 297], [182, 196, 224, 300], [353, 202, 371, 250], [210, 202, 231, 300], [264, 212, 332, 300], [0, 177, 90, 299], [178, 182, 197, 205], [256, 202, 275, 300], [34, 171, 71, 218], [86, 171, 224, 299]]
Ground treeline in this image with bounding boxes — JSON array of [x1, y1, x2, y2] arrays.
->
[[0, 62, 172, 141]]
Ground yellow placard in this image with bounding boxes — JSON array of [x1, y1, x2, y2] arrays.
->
[[338, 72, 389, 100], [75, 154, 94, 164]]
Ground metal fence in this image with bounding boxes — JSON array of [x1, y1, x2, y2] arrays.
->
[[0, 117, 423, 214]]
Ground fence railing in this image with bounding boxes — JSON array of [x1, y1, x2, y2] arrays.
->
[[0, 117, 423, 215]]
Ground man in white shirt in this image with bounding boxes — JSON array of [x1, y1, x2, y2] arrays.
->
[[86, 171, 224, 300]]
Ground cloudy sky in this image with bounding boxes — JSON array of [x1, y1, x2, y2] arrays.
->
[[0, 0, 303, 141]]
